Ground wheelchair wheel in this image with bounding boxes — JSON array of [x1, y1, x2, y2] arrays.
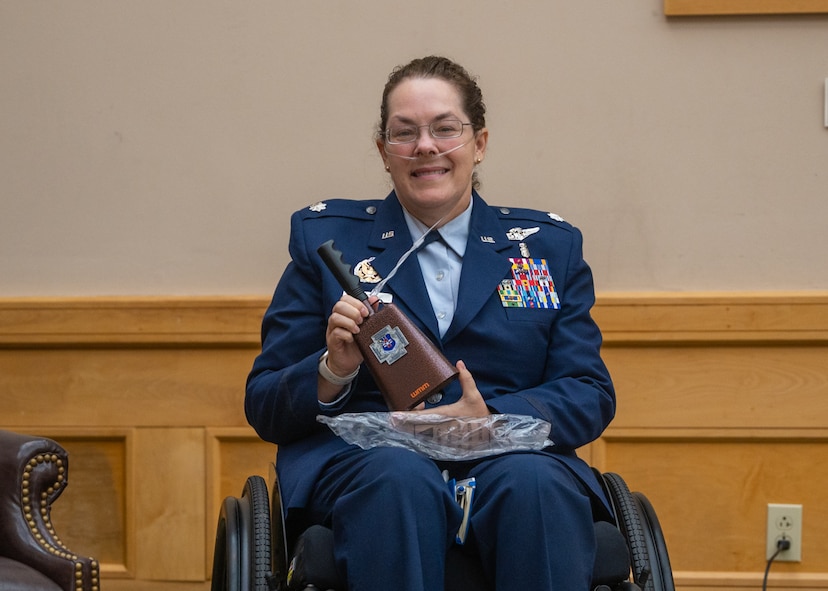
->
[[633, 492, 675, 591], [211, 475, 272, 591], [268, 463, 290, 589], [602, 472, 674, 591]]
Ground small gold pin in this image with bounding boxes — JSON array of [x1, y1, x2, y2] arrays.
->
[[354, 258, 381, 283]]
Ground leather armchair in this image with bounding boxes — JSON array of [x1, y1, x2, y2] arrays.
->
[[0, 429, 100, 591]]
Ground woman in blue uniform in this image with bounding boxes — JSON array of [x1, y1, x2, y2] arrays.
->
[[245, 56, 615, 590]]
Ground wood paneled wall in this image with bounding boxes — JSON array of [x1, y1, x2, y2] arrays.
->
[[1, 293, 826, 591]]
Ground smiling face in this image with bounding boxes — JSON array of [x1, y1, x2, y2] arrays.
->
[[377, 77, 488, 227]]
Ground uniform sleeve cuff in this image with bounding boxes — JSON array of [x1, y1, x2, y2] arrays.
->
[[318, 380, 356, 413]]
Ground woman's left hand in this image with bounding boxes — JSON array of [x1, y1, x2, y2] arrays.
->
[[409, 360, 490, 418]]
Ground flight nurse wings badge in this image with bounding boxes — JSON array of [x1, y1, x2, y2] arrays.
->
[[506, 227, 540, 241]]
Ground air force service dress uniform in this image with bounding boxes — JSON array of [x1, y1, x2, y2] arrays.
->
[[245, 190, 616, 590]]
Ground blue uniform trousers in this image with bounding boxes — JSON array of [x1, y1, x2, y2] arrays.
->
[[305, 446, 596, 591]]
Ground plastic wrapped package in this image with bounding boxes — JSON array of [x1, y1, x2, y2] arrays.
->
[[317, 412, 553, 461]]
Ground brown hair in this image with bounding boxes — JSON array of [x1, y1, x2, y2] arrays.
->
[[378, 56, 487, 135]]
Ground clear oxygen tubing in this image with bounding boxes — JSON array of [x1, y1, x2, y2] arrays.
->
[[371, 139, 471, 298], [384, 139, 470, 161]]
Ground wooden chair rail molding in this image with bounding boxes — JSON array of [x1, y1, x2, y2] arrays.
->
[[1, 291, 826, 346], [665, 0, 828, 15], [0, 295, 268, 346], [2, 291, 827, 591]]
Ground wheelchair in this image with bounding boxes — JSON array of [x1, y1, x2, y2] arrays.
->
[[211, 462, 674, 591]]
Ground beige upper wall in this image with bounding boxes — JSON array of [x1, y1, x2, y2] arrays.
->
[[1, 1, 826, 296]]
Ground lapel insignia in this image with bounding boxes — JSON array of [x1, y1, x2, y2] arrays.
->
[[506, 227, 540, 241], [480, 235, 495, 243], [308, 201, 327, 212], [382, 230, 395, 240], [354, 257, 381, 283]]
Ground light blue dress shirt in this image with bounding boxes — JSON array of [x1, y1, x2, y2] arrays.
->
[[403, 199, 472, 338]]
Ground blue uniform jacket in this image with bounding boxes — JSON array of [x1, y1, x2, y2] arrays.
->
[[246, 191, 616, 517]]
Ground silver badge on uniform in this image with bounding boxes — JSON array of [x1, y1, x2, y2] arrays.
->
[[308, 201, 327, 212], [506, 227, 540, 241]]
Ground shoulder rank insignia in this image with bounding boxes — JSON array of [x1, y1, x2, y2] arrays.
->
[[547, 213, 565, 222], [506, 227, 540, 241], [354, 257, 381, 283], [308, 201, 327, 212]]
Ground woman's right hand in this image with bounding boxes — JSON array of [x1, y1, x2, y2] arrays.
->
[[318, 294, 375, 401]]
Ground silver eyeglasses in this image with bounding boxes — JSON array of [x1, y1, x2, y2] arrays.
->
[[383, 119, 472, 145]]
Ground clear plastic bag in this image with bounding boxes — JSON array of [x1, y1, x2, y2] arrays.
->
[[317, 412, 553, 461]]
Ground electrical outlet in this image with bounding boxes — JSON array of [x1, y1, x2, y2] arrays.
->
[[766, 503, 802, 562]]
